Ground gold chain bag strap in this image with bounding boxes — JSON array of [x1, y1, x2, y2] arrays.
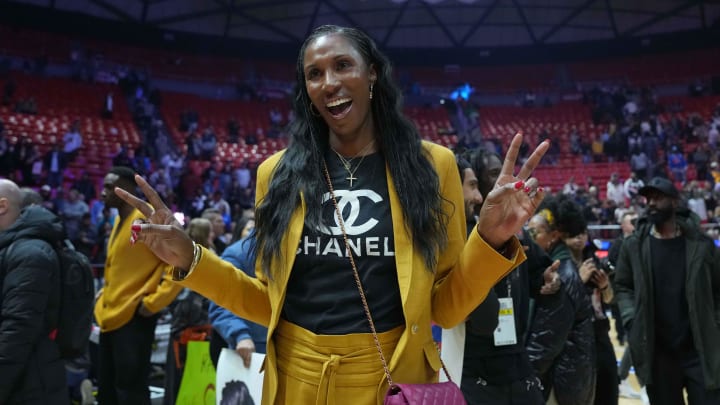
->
[[322, 162, 467, 405]]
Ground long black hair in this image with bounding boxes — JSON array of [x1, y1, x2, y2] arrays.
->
[[254, 25, 449, 277]]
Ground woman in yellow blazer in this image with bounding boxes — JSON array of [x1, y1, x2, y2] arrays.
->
[[118, 25, 548, 405]]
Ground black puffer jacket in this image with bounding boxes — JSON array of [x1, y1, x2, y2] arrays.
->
[[526, 243, 596, 405], [0, 206, 68, 405]]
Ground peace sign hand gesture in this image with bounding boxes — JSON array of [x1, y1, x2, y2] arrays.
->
[[477, 133, 549, 249], [115, 174, 196, 270]]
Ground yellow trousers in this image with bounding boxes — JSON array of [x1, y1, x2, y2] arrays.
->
[[273, 320, 403, 405]]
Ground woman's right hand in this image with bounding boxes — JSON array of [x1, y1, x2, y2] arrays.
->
[[578, 258, 596, 284], [115, 174, 195, 270]]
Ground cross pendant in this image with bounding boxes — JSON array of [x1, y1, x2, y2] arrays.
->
[[347, 173, 357, 187]]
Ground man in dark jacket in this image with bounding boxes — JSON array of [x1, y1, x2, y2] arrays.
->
[[615, 177, 720, 404], [0, 179, 68, 405]]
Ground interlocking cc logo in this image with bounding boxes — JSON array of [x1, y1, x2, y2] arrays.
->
[[321, 189, 382, 235]]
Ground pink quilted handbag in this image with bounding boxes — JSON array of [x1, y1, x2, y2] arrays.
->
[[384, 381, 467, 405]]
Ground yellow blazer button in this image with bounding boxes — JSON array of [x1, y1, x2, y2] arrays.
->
[[411, 324, 419, 334]]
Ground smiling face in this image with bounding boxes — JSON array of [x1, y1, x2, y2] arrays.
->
[[478, 153, 502, 199], [461, 168, 483, 219], [303, 33, 377, 142], [528, 214, 558, 252]]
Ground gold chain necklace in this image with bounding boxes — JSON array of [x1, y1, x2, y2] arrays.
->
[[330, 140, 375, 187], [650, 223, 681, 239]]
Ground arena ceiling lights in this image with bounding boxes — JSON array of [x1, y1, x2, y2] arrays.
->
[[7, 0, 719, 49]]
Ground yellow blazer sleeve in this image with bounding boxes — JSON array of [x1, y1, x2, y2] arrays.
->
[[426, 143, 526, 327], [177, 247, 272, 327]]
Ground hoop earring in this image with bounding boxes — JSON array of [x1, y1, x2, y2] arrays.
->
[[309, 102, 321, 117], [369, 83, 374, 100]]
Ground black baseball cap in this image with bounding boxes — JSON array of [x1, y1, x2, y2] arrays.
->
[[639, 177, 680, 199]]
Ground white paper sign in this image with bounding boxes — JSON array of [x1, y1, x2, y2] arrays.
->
[[216, 348, 265, 405], [439, 323, 465, 387]]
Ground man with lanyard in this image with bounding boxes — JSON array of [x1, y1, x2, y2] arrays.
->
[[447, 150, 560, 405]]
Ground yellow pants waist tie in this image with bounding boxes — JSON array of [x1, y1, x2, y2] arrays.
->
[[274, 319, 403, 405]]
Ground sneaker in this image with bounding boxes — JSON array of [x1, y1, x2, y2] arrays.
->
[[79, 379, 94, 405], [618, 379, 642, 399], [641, 386, 650, 405]]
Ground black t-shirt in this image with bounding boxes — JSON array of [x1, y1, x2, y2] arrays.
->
[[282, 151, 404, 334], [650, 235, 692, 351]]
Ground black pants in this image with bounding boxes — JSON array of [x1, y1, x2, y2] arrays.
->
[[610, 304, 625, 343], [594, 319, 619, 405], [461, 374, 544, 405], [646, 350, 720, 405], [98, 313, 158, 405]]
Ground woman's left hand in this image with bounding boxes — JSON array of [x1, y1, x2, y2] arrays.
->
[[591, 269, 610, 290], [477, 133, 549, 249]]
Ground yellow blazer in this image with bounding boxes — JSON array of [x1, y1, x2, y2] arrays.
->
[[179, 141, 525, 404]]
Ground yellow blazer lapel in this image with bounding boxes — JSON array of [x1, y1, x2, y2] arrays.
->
[[386, 167, 414, 309], [267, 196, 306, 335]]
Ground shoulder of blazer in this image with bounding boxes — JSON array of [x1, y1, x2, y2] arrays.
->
[[421, 140, 454, 173], [257, 149, 286, 183]]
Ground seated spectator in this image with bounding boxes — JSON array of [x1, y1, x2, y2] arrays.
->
[[687, 186, 709, 223], [43, 144, 67, 189], [689, 78, 706, 97], [0, 132, 9, 174], [563, 176, 579, 196], [591, 134, 604, 162], [200, 128, 217, 160], [606, 173, 625, 206], [2, 77, 16, 106], [245, 128, 258, 145], [692, 143, 711, 182], [624, 171, 644, 201], [667, 146, 688, 185], [185, 131, 202, 160], [269, 108, 283, 128], [709, 125, 719, 151], [14, 97, 37, 114], [112, 144, 133, 168], [61, 188, 89, 241], [227, 119, 240, 143], [72, 171, 97, 203], [711, 162, 720, 192], [63, 120, 83, 162], [102, 92, 113, 119], [73, 213, 98, 260]]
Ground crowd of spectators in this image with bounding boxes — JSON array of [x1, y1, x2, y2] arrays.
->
[[1, 45, 718, 283]]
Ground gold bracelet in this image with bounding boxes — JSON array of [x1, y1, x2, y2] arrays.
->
[[171, 241, 202, 280], [188, 241, 202, 273]]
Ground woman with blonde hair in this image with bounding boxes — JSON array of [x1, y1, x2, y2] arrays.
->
[[187, 217, 216, 251]]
